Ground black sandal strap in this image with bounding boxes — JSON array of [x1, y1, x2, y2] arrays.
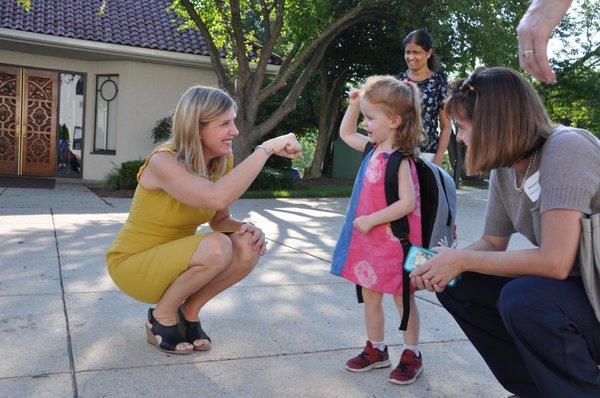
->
[[148, 308, 188, 352], [178, 306, 211, 343]]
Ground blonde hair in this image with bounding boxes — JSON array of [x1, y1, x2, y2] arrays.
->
[[362, 75, 423, 155], [159, 85, 236, 179], [446, 67, 553, 174]]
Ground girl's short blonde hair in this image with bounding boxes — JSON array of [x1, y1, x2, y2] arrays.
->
[[362, 75, 423, 155], [160, 85, 236, 179], [446, 67, 553, 174]]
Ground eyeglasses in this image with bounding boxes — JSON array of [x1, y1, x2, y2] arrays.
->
[[460, 73, 476, 93]]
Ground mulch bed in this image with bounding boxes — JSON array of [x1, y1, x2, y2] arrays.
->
[[87, 186, 135, 198], [0, 176, 55, 189]]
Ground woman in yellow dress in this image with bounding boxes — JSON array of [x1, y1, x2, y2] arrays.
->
[[106, 86, 301, 355]]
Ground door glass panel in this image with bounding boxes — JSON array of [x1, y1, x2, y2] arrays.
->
[[58, 73, 85, 177]]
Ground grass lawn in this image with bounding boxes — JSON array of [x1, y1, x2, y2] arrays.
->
[[87, 177, 354, 199], [242, 185, 352, 198]]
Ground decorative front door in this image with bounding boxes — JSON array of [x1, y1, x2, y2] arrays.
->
[[0, 65, 20, 175], [21, 69, 57, 176], [0, 66, 57, 176]]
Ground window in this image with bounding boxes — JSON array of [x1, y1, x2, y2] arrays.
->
[[94, 75, 119, 153], [76, 78, 84, 95], [58, 72, 85, 177], [73, 126, 82, 150]]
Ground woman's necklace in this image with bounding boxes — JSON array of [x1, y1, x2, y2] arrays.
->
[[407, 69, 433, 83], [513, 150, 538, 192]]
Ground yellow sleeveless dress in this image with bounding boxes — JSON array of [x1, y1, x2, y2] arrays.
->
[[106, 146, 234, 304]]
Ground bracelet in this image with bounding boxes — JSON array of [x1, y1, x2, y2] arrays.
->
[[255, 144, 273, 156]]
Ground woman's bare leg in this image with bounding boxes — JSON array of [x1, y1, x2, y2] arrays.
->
[[152, 232, 233, 330], [180, 232, 260, 347]]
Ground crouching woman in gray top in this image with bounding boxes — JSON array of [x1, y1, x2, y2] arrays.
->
[[410, 66, 600, 398]]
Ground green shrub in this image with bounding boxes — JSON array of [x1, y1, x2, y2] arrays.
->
[[118, 160, 145, 189], [103, 159, 145, 190], [265, 154, 292, 170], [249, 166, 294, 191], [103, 170, 120, 190], [151, 116, 172, 143]]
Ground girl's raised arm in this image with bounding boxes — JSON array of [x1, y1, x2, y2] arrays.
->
[[339, 89, 370, 152]]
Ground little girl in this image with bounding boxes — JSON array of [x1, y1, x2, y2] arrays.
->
[[331, 75, 424, 385]]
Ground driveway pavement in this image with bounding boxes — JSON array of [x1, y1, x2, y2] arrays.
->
[[0, 181, 533, 397]]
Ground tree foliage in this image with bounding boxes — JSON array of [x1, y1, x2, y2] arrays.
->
[[302, 18, 409, 178], [16, 0, 30, 10], [430, 0, 528, 74], [303, 0, 531, 177]]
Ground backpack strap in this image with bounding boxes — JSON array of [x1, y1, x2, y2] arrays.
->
[[385, 150, 412, 331], [385, 151, 410, 238], [363, 141, 375, 159]]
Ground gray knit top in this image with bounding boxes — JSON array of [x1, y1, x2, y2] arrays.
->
[[483, 126, 600, 274]]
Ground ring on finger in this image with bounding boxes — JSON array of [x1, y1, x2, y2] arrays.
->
[[522, 49, 535, 58]]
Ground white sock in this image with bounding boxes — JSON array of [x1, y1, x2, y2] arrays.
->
[[370, 340, 386, 351], [404, 344, 420, 356]]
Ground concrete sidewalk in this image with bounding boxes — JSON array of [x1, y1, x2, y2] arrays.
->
[[0, 181, 533, 397]]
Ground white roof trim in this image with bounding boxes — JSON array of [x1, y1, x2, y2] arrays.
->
[[0, 28, 280, 72], [0, 27, 214, 67]]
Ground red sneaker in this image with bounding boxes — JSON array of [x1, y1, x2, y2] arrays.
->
[[388, 349, 423, 384], [346, 341, 391, 372]]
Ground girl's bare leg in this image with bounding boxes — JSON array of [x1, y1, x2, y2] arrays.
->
[[393, 294, 420, 346], [362, 288, 385, 342]]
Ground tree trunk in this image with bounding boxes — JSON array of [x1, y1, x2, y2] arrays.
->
[[304, 67, 347, 179], [232, 105, 259, 163], [305, 131, 332, 178], [232, 121, 255, 162]]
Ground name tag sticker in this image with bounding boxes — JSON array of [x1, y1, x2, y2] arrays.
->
[[524, 171, 540, 202]]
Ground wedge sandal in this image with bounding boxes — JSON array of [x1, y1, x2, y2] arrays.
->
[[145, 308, 192, 355], [178, 306, 212, 351]]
